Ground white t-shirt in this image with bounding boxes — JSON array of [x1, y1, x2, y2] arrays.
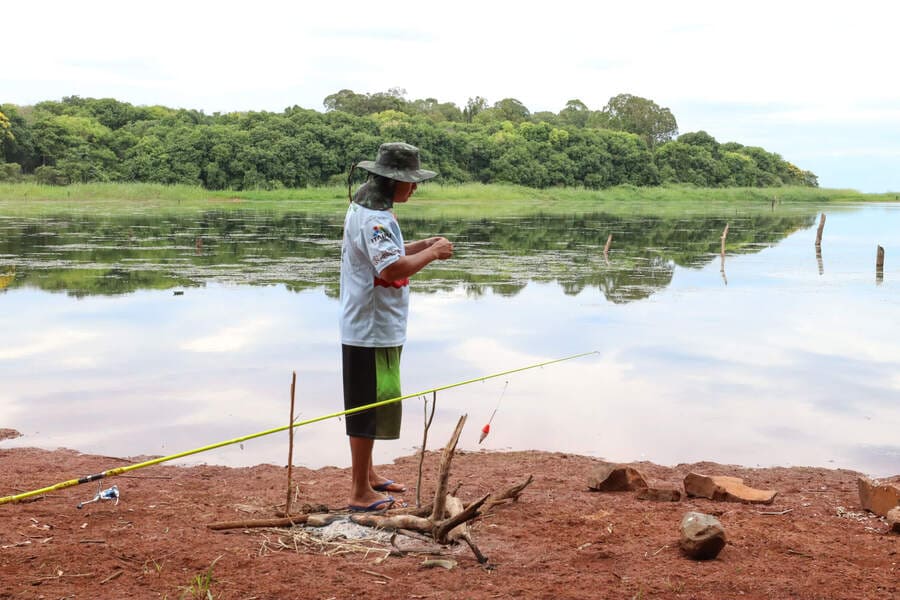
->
[[339, 202, 410, 347]]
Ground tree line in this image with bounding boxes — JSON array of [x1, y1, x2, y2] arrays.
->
[[0, 90, 818, 190]]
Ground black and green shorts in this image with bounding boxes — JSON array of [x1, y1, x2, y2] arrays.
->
[[342, 345, 402, 439]]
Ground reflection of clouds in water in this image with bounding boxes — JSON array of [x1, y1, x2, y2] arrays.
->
[[180, 317, 273, 353], [0, 328, 99, 362]]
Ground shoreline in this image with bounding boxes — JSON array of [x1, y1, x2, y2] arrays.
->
[[1, 445, 897, 599]]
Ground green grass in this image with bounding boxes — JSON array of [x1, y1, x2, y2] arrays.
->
[[177, 555, 222, 600], [0, 181, 891, 219]]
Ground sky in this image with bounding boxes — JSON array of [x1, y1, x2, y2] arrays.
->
[[4, 1, 899, 193]]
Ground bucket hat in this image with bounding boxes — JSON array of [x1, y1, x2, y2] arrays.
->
[[356, 142, 437, 183]]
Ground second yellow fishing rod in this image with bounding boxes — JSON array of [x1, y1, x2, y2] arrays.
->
[[0, 351, 597, 506]]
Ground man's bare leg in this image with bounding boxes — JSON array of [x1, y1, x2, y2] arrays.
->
[[349, 436, 389, 507]]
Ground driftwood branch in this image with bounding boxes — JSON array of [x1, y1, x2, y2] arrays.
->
[[349, 513, 433, 531], [430, 414, 467, 523], [482, 475, 534, 512], [433, 493, 489, 544]]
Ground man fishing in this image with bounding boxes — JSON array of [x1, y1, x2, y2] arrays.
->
[[340, 142, 453, 512]]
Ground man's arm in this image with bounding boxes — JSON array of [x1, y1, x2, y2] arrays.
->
[[405, 236, 443, 256], [380, 237, 453, 281]]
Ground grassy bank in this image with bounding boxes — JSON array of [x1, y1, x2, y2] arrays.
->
[[0, 181, 890, 218]]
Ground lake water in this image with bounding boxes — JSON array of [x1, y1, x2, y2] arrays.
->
[[1, 203, 898, 477]]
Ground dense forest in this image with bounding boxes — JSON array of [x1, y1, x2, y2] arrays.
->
[[0, 90, 818, 191]]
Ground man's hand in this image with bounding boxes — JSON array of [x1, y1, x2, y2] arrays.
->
[[381, 236, 453, 281], [428, 237, 453, 260]]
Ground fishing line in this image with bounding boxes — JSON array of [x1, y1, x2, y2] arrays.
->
[[1, 350, 597, 506]]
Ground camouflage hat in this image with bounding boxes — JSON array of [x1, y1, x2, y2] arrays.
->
[[356, 142, 437, 183]]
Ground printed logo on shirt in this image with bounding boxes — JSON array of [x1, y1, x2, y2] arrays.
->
[[370, 224, 391, 244]]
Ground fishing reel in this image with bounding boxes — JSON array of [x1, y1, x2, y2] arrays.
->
[[76, 483, 120, 509]]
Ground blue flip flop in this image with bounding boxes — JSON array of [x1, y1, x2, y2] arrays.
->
[[348, 496, 395, 512], [372, 479, 407, 493]]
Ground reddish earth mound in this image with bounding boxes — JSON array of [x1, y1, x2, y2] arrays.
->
[[1, 447, 897, 599]]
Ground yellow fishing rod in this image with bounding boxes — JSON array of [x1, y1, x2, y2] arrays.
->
[[1, 351, 596, 506]]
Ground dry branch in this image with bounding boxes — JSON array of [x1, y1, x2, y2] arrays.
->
[[349, 513, 433, 532], [482, 475, 534, 512], [433, 493, 489, 544], [430, 415, 467, 523]]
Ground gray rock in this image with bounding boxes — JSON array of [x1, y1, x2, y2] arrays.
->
[[679, 511, 726, 560]]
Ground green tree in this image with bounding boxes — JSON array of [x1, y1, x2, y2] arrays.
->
[[559, 99, 590, 128], [491, 98, 531, 123], [0, 104, 37, 170], [0, 110, 13, 143], [655, 141, 717, 186], [602, 93, 678, 148], [463, 96, 488, 123], [721, 151, 758, 187], [677, 130, 720, 158]]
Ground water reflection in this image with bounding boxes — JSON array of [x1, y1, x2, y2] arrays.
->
[[0, 211, 816, 303], [1, 205, 898, 478]]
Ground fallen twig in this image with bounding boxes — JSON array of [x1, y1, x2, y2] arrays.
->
[[757, 508, 794, 516], [209, 514, 311, 531], [362, 569, 392, 580], [100, 570, 124, 584]]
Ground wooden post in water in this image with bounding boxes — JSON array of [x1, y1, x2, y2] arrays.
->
[[719, 224, 729, 285], [603, 234, 613, 263], [285, 371, 297, 516], [876, 245, 885, 284], [815, 214, 826, 247]]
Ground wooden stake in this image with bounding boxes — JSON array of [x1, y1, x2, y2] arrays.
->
[[876, 245, 885, 268], [720, 224, 729, 256], [815, 213, 826, 247], [416, 392, 437, 508], [603, 234, 613, 257], [285, 371, 297, 516]]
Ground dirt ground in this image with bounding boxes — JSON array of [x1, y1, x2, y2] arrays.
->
[[1, 434, 897, 599]]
